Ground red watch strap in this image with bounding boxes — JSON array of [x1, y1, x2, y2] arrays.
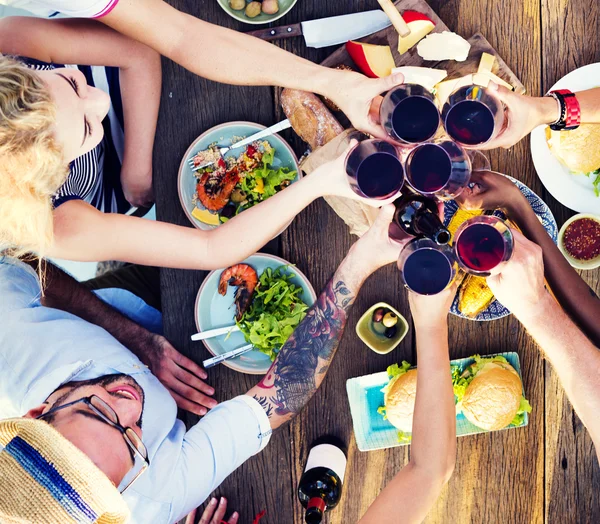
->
[[551, 89, 581, 128]]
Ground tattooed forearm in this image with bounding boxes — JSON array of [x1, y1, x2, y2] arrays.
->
[[248, 277, 356, 427], [252, 395, 274, 417]]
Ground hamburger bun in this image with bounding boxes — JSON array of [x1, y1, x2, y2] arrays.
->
[[461, 361, 522, 431], [384, 369, 417, 432], [545, 124, 600, 174]]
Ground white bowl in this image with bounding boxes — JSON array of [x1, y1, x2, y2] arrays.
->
[[557, 213, 600, 270]]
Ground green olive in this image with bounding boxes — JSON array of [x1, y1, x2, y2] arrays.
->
[[229, 0, 245, 10], [245, 1, 262, 17], [230, 188, 247, 203]]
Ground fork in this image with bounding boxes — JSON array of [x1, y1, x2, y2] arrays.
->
[[188, 119, 292, 171]]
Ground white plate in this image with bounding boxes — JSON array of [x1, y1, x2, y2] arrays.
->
[[530, 63, 600, 213], [195, 254, 316, 374]]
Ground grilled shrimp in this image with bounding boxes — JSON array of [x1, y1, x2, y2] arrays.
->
[[196, 168, 240, 211], [218, 263, 258, 320]]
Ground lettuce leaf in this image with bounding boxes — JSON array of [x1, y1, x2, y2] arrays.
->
[[585, 168, 600, 197], [397, 431, 412, 444], [236, 266, 309, 361], [387, 361, 412, 379], [510, 396, 532, 427]]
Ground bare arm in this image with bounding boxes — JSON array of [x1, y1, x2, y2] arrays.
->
[[0, 16, 162, 207], [246, 205, 405, 430], [359, 290, 456, 524], [457, 170, 600, 346], [48, 145, 389, 268], [101, 0, 403, 138], [487, 231, 600, 462], [26, 258, 216, 415]]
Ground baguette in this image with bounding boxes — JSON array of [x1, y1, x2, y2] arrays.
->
[[281, 89, 344, 150]]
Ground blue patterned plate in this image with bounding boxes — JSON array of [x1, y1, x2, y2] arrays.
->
[[346, 352, 529, 451], [444, 176, 558, 321]]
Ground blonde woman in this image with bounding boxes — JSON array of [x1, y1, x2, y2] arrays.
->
[[0, 16, 388, 269]]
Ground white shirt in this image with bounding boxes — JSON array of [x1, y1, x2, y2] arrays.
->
[[0, 257, 272, 523], [0, 0, 119, 17]]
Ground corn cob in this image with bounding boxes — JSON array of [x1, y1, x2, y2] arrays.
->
[[458, 275, 496, 318], [447, 209, 484, 241]]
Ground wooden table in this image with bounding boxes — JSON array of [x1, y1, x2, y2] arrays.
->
[[154, 1, 600, 522]]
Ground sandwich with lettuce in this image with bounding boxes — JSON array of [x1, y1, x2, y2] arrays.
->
[[377, 362, 416, 443], [452, 355, 531, 431]]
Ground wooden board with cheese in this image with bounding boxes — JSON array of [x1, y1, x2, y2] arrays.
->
[[320, 0, 525, 95]]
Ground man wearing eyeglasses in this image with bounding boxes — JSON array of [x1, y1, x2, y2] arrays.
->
[[0, 206, 405, 523]]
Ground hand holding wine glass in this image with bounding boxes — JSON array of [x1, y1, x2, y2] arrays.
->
[[455, 170, 527, 214], [486, 229, 547, 321], [408, 283, 457, 331]]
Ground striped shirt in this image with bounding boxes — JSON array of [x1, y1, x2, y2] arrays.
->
[[22, 57, 131, 214], [0, 0, 119, 18]]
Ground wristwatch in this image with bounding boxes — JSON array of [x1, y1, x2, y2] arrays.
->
[[547, 89, 581, 131]]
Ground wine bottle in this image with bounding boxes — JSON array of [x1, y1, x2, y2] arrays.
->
[[298, 437, 347, 524], [392, 193, 451, 245]]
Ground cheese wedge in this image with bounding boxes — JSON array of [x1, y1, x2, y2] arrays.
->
[[416, 31, 471, 62], [478, 52, 496, 73], [433, 74, 474, 106], [473, 71, 515, 91], [392, 66, 447, 91]]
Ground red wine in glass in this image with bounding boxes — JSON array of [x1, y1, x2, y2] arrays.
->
[[454, 216, 514, 276], [380, 84, 440, 144], [405, 140, 471, 200], [442, 85, 504, 147], [398, 239, 456, 295], [346, 139, 404, 199]]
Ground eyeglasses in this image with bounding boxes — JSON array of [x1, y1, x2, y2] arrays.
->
[[37, 395, 149, 493]]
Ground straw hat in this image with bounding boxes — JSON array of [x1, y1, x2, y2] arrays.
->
[[0, 418, 130, 523]]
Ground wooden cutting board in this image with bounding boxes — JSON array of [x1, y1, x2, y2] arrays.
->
[[321, 0, 525, 94]]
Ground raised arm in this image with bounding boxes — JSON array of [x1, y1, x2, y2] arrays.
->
[[359, 288, 456, 524], [25, 258, 215, 416], [457, 170, 600, 346], [246, 205, 404, 429], [482, 84, 600, 149], [100, 0, 403, 139], [487, 231, 600, 462], [48, 143, 392, 269]]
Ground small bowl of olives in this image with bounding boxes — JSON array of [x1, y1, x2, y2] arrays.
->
[[219, 0, 298, 25], [356, 302, 409, 355]]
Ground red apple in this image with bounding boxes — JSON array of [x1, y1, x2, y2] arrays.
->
[[398, 10, 435, 55], [346, 41, 396, 78]]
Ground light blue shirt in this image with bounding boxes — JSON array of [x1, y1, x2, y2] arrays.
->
[[0, 257, 271, 523]]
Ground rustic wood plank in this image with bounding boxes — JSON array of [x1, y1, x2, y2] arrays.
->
[[541, 0, 600, 521], [154, 1, 600, 523]]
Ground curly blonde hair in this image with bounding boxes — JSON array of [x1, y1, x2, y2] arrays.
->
[[0, 54, 68, 258]]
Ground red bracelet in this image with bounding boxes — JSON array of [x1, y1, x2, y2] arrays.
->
[[548, 89, 581, 131]]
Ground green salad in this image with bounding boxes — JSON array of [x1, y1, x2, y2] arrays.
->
[[452, 355, 532, 426], [236, 266, 309, 361]]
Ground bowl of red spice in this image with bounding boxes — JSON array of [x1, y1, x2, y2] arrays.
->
[[558, 214, 600, 270]]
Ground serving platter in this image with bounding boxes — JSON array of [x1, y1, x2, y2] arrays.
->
[[530, 62, 600, 213], [178, 121, 301, 231], [194, 253, 316, 374], [444, 175, 558, 321], [346, 352, 528, 452]]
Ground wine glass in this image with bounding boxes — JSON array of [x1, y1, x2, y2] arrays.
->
[[345, 139, 405, 200], [453, 215, 514, 276], [404, 139, 471, 201], [441, 85, 505, 148], [380, 84, 441, 144], [398, 238, 457, 295]]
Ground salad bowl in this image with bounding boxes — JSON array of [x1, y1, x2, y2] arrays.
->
[[195, 253, 316, 374], [178, 121, 301, 232]]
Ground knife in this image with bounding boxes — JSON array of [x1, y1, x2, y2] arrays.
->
[[247, 10, 392, 48]]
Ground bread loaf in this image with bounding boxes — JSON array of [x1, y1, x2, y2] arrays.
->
[[281, 89, 344, 150]]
